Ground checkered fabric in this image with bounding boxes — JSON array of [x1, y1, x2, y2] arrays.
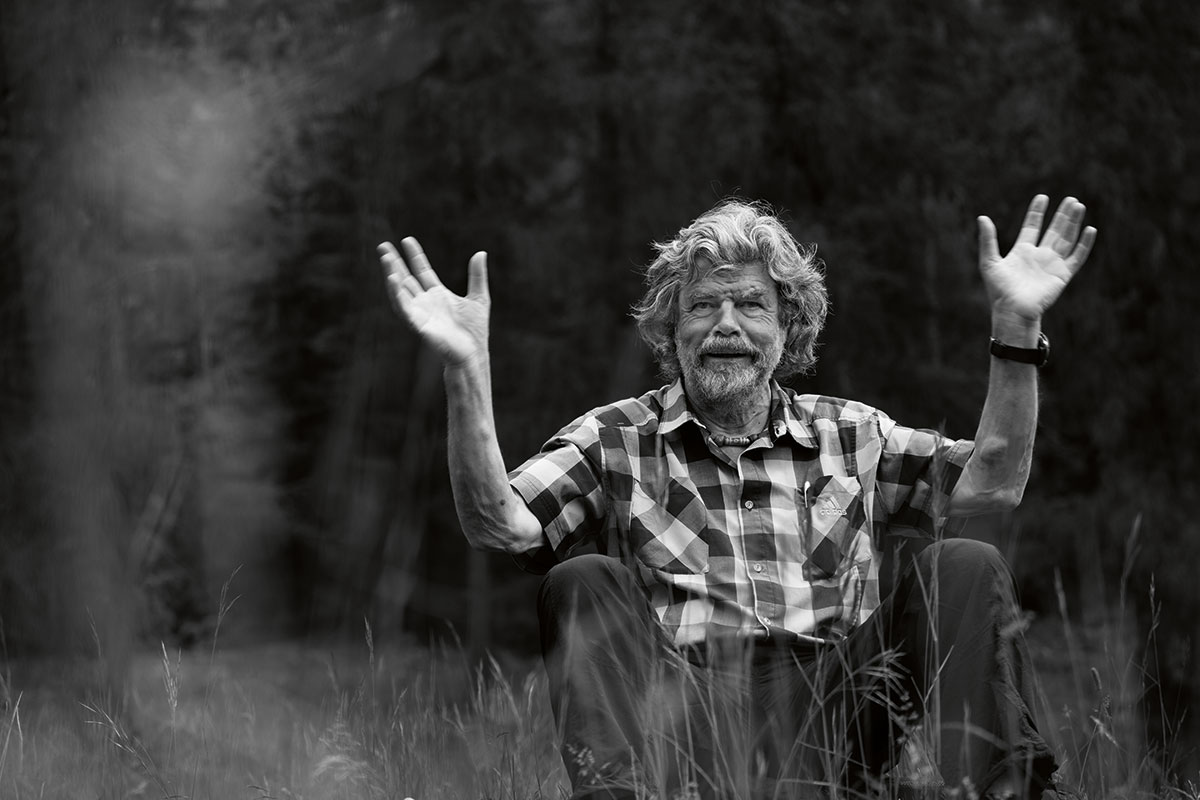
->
[[508, 379, 974, 647]]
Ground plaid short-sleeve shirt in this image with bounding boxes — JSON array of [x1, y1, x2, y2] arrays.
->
[[508, 379, 973, 647]]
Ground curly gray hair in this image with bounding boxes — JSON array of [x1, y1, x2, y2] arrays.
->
[[632, 199, 829, 380]]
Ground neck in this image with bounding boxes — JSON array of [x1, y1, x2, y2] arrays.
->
[[688, 381, 773, 438]]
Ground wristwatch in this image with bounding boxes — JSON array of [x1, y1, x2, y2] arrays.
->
[[989, 332, 1050, 367]]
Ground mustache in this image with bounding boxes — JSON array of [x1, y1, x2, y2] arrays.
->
[[698, 339, 758, 357]]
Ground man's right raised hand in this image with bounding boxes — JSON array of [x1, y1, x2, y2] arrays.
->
[[378, 237, 543, 554], [378, 237, 490, 367]]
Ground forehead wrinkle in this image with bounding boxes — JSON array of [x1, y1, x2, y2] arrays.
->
[[682, 271, 777, 304]]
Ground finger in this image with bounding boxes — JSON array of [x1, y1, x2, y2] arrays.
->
[[1014, 194, 1049, 246], [467, 251, 489, 301], [380, 267, 427, 327], [977, 215, 1001, 266], [379, 241, 417, 281], [380, 240, 429, 305], [378, 240, 404, 280], [1043, 196, 1084, 256], [378, 241, 412, 312], [399, 236, 445, 290], [1063, 225, 1097, 276]]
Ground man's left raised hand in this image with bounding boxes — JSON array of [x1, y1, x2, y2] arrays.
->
[[977, 195, 1097, 322]]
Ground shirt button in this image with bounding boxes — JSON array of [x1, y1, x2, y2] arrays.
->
[[753, 563, 764, 573], [743, 500, 754, 509]]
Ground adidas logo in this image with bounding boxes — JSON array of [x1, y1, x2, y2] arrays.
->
[[818, 496, 848, 517]]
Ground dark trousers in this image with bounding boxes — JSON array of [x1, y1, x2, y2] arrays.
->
[[537, 539, 1056, 799]]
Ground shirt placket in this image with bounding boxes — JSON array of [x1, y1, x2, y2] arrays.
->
[[736, 446, 780, 636]]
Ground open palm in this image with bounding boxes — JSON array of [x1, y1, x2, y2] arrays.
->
[[379, 237, 490, 366], [977, 195, 1096, 320]]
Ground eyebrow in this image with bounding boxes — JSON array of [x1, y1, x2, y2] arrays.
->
[[685, 285, 771, 303], [736, 286, 770, 300]]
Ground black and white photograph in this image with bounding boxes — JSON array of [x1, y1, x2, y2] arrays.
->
[[0, 2, 1195, 798]]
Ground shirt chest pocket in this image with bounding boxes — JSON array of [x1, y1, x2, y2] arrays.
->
[[627, 477, 710, 575], [803, 475, 864, 581]]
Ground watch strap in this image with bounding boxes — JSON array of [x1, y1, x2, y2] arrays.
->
[[990, 332, 1050, 367]]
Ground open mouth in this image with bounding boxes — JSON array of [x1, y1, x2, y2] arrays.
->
[[702, 346, 754, 357], [702, 352, 754, 365]]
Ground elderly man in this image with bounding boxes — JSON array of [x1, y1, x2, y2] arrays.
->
[[379, 195, 1094, 799]]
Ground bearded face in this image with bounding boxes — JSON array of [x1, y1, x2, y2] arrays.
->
[[674, 261, 785, 409]]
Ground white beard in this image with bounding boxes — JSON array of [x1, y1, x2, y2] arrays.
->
[[677, 333, 783, 410]]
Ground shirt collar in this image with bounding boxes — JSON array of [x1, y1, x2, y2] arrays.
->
[[657, 379, 695, 437], [771, 383, 819, 449], [659, 378, 819, 449]]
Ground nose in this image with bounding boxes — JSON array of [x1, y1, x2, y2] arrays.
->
[[712, 300, 742, 335]]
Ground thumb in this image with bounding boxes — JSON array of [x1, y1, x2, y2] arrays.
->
[[467, 251, 489, 300], [976, 215, 1001, 268]]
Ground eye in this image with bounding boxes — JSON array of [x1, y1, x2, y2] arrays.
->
[[690, 300, 714, 311]]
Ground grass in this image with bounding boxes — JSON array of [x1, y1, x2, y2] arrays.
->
[[1024, 520, 1199, 799], [0, 534, 1196, 799], [0, 628, 567, 799], [0, 619, 1192, 799]]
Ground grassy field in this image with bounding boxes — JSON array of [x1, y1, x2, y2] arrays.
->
[[0, 630, 567, 799], [0, 607, 1194, 799]]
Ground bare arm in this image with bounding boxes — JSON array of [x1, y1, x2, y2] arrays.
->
[[948, 195, 1096, 515], [379, 238, 544, 553]]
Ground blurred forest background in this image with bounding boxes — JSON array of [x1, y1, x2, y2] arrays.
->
[[1, 0, 1197, 776]]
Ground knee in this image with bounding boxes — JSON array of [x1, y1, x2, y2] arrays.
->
[[901, 540, 1022, 637], [920, 538, 1007, 576], [538, 554, 639, 618], [916, 538, 1016, 600]]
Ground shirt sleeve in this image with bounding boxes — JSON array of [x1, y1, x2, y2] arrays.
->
[[873, 412, 975, 537], [507, 413, 607, 572]]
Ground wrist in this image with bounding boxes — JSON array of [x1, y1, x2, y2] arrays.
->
[[990, 331, 1049, 367], [990, 307, 1042, 347], [443, 349, 491, 385]]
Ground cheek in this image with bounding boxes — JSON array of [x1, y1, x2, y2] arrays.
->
[[747, 318, 784, 345], [675, 316, 709, 344]]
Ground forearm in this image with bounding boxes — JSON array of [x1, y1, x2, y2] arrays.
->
[[443, 354, 545, 553], [949, 311, 1040, 515]]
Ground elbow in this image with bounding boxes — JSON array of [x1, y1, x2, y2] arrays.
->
[[976, 438, 1030, 510], [953, 440, 1030, 515], [463, 525, 530, 554], [460, 503, 544, 554], [951, 484, 1023, 516], [992, 485, 1025, 513]]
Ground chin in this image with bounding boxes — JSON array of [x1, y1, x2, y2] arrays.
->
[[686, 366, 768, 407]]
